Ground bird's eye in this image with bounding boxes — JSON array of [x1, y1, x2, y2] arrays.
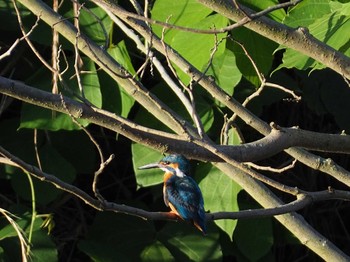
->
[[162, 161, 170, 165]]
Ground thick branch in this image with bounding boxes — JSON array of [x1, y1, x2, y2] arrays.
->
[[2, 77, 350, 163]]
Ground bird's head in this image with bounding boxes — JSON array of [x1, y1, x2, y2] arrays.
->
[[138, 154, 191, 177]]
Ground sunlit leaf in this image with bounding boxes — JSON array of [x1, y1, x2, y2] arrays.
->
[[99, 41, 135, 118], [132, 143, 164, 188], [207, 48, 242, 96], [276, 1, 350, 72], [151, 0, 213, 41]]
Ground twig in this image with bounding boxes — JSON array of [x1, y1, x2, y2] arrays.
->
[[33, 129, 42, 171], [0, 208, 29, 262], [12, 0, 56, 72], [0, 13, 40, 61], [246, 158, 297, 173], [73, 2, 85, 98], [52, 0, 59, 96], [59, 94, 113, 201]]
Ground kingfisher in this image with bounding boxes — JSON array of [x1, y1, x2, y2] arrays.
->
[[138, 154, 207, 235]]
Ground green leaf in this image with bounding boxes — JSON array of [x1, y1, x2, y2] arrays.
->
[[228, 28, 278, 86], [196, 163, 241, 239], [277, 1, 350, 72], [78, 213, 155, 261], [207, 48, 242, 96], [108, 41, 136, 76], [0, 212, 57, 261], [132, 143, 164, 188], [99, 41, 135, 117], [140, 241, 175, 261], [30, 230, 58, 262], [20, 57, 102, 131], [63, 3, 112, 47], [158, 223, 221, 261], [239, 0, 286, 22], [11, 144, 76, 205], [283, 0, 331, 27], [171, 14, 228, 83], [152, 0, 228, 83], [234, 217, 273, 261], [151, 0, 214, 41]]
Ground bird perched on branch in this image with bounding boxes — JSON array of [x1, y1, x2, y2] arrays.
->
[[138, 154, 207, 235]]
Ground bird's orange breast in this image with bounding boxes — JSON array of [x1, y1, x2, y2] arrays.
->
[[163, 171, 174, 183]]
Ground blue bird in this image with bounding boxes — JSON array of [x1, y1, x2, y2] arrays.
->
[[138, 154, 207, 235]]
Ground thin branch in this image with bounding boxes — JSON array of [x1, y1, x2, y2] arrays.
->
[[12, 0, 56, 73], [0, 14, 39, 61], [0, 208, 29, 262], [2, 146, 350, 223], [73, 2, 85, 98], [247, 159, 297, 173]]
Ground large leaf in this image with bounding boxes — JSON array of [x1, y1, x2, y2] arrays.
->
[[99, 41, 135, 118], [171, 14, 228, 83], [228, 28, 278, 86], [66, 4, 113, 47], [196, 163, 241, 239], [233, 200, 273, 261], [152, 0, 228, 84], [78, 213, 155, 261], [207, 48, 242, 96], [140, 241, 174, 261], [10, 144, 76, 205], [132, 143, 164, 188], [157, 222, 221, 260], [151, 0, 214, 41], [283, 0, 331, 27], [239, 0, 286, 22], [277, 1, 350, 72]]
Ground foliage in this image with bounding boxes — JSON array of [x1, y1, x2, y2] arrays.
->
[[0, 0, 350, 261]]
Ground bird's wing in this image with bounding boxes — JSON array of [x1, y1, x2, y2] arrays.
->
[[165, 176, 204, 220]]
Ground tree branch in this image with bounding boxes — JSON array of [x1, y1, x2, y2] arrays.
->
[[1, 76, 350, 162]]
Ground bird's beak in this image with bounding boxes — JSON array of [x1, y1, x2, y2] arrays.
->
[[138, 162, 161, 170]]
